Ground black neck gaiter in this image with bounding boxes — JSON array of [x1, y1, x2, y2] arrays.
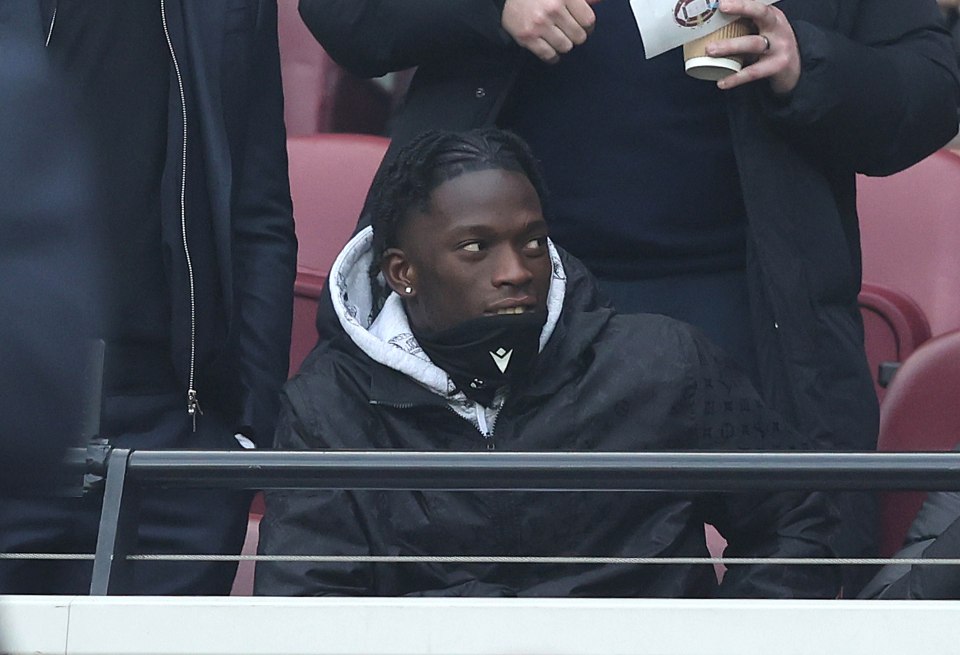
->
[[414, 312, 546, 406]]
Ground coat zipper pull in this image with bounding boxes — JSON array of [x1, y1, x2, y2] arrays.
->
[[475, 404, 495, 449], [188, 389, 202, 432]]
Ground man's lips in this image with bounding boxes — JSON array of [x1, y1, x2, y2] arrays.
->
[[486, 297, 536, 315]]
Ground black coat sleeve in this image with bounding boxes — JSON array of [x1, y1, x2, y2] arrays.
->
[[859, 490, 960, 599], [679, 330, 840, 599], [297, 0, 511, 77], [766, 0, 960, 175], [232, 0, 298, 446]]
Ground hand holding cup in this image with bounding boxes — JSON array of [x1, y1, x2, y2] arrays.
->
[[707, 0, 801, 95]]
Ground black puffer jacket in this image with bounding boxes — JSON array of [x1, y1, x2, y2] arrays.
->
[[255, 230, 838, 598]]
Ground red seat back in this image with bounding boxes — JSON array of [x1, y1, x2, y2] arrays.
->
[[858, 150, 960, 337], [876, 330, 960, 556], [858, 283, 931, 402], [287, 133, 389, 374]]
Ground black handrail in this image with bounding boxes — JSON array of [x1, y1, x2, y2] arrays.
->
[[119, 449, 960, 491], [66, 447, 960, 596]]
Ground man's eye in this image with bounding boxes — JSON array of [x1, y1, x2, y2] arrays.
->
[[525, 237, 546, 250], [461, 242, 482, 252]]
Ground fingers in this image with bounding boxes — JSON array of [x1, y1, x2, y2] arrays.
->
[[706, 34, 770, 59], [525, 25, 574, 64], [716, 0, 776, 30], [712, 36, 798, 94], [502, 0, 598, 64], [714, 56, 781, 91], [708, 0, 800, 94], [567, 0, 598, 36]]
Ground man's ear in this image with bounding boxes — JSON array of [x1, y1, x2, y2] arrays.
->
[[381, 248, 416, 297]]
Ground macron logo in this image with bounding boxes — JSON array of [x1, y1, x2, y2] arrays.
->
[[490, 348, 513, 373]]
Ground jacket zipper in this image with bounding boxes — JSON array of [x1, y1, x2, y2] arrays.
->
[[161, 0, 201, 430], [474, 403, 499, 450], [46, 1, 201, 429], [44, 4, 58, 47]]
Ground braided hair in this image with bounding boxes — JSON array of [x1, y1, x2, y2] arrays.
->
[[368, 128, 548, 307]]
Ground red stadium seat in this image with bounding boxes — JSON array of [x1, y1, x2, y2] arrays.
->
[[290, 271, 327, 376], [288, 134, 389, 278], [858, 283, 931, 402], [858, 149, 960, 337], [287, 133, 389, 373], [876, 330, 960, 557]]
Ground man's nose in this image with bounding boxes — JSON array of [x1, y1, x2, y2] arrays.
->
[[492, 246, 534, 287]]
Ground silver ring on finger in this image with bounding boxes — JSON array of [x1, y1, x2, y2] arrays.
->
[[759, 34, 771, 52]]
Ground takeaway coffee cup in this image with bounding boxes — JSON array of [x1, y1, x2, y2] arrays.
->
[[683, 19, 752, 81]]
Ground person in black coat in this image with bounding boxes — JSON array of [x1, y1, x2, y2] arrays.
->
[[255, 128, 838, 599], [0, 0, 297, 595]]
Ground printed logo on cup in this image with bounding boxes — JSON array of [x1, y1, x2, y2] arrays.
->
[[673, 0, 718, 27]]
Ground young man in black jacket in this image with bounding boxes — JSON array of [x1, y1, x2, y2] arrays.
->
[[255, 129, 838, 599], [0, 0, 297, 595]]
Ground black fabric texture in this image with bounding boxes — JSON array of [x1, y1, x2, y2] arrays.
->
[[500, 0, 747, 278], [47, 0, 171, 346], [414, 312, 545, 406]]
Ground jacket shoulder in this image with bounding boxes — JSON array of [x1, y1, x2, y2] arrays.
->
[[600, 313, 704, 367], [279, 337, 381, 449]]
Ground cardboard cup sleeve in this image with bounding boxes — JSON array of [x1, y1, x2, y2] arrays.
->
[[683, 19, 752, 81]]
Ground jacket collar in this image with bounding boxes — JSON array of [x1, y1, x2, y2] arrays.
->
[[361, 304, 615, 408]]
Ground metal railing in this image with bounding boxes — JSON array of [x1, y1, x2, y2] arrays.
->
[[44, 447, 960, 595]]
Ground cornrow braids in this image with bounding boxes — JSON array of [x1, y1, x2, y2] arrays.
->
[[367, 128, 548, 307]]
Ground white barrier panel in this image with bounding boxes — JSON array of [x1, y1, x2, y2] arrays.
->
[[2, 596, 959, 655]]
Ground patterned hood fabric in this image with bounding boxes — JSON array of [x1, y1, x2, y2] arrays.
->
[[328, 226, 567, 409]]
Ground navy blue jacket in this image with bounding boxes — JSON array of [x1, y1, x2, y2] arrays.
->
[[8, 0, 297, 446]]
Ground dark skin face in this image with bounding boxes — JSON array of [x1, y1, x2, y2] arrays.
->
[[382, 168, 552, 333]]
